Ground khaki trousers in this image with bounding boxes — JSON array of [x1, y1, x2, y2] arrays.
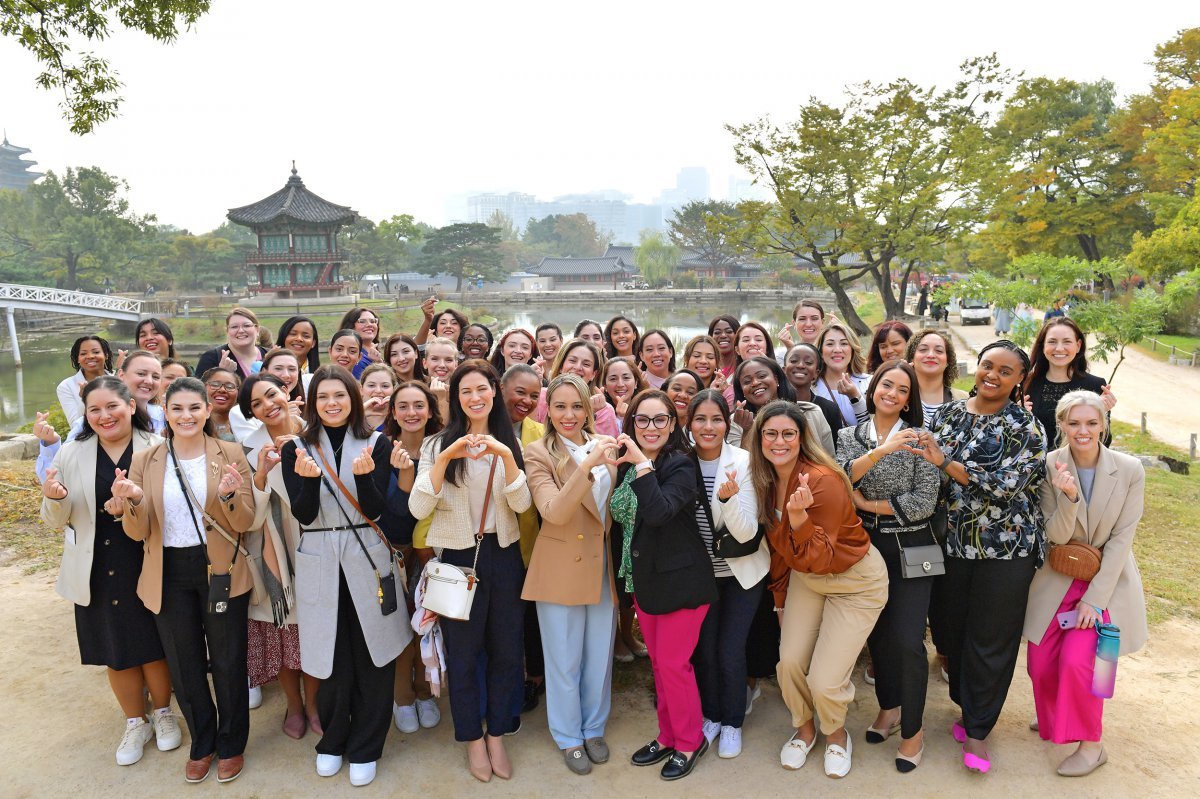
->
[[776, 545, 888, 733]]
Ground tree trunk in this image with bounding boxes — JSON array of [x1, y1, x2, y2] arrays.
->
[[65, 251, 79, 291], [820, 264, 872, 336]]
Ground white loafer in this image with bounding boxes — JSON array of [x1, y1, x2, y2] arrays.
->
[[780, 731, 815, 770], [349, 761, 377, 786], [824, 735, 853, 778], [316, 753, 343, 777]]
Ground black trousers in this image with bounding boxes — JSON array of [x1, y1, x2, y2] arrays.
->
[[524, 599, 544, 681], [441, 535, 525, 741], [744, 582, 781, 679], [866, 530, 934, 739], [156, 546, 249, 760], [316, 570, 397, 763], [694, 575, 764, 728], [942, 555, 1036, 740]]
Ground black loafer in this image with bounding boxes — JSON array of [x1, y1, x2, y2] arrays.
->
[[631, 740, 674, 767], [661, 736, 708, 781]]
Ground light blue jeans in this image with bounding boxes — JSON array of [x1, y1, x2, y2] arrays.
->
[[536, 558, 617, 749]]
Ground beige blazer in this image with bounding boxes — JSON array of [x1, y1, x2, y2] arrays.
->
[[1024, 446, 1147, 656], [123, 437, 259, 615], [521, 438, 617, 606], [41, 429, 161, 606]]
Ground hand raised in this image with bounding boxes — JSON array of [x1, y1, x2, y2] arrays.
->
[[218, 463, 243, 495], [390, 442, 414, 471], [902, 429, 945, 466], [777, 322, 795, 350], [420, 296, 437, 318], [732, 400, 754, 432], [716, 468, 739, 500], [583, 435, 619, 469], [473, 434, 511, 460], [1051, 460, 1078, 502], [364, 395, 390, 413], [351, 446, 375, 476], [33, 411, 60, 445], [42, 467, 68, 500], [786, 472, 814, 527], [615, 433, 646, 467], [835, 374, 860, 399], [1100, 384, 1117, 411], [113, 349, 128, 372], [257, 443, 281, 475], [294, 447, 321, 478], [110, 468, 144, 503], [218, 349, 238, 373]]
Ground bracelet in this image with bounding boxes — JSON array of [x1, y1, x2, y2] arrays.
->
[[866, 450, 879, 465], [938, 454, 951, 472]]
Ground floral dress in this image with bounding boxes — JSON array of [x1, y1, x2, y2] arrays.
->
[[609, 468, 639, 593]]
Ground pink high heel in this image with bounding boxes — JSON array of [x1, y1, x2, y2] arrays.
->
[[951, 722, 967, 744], [962, 746, 991, 773]]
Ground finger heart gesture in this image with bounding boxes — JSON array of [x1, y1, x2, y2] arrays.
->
[[786, 473, 814, 525], [218, 464, 243, 494], [352, 446, 375, 476], [294, 448, 321, 478], [1052, 460, 1077, 500], [390, 443, 414, 471], [42, 467, 68, 500], [717, 468, 740, 500]]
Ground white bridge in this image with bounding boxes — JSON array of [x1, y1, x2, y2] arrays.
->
[[0, 283, 145, 366]]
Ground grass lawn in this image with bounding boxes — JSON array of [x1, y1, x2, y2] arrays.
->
[[1133, 334, 1200, 364]]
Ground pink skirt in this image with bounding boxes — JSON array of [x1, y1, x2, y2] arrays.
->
[[247, 619, 302, 687]]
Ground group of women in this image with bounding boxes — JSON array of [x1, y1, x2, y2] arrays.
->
[[36, 299, 1146, 785]]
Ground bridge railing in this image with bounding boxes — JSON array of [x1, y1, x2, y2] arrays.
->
[[0, 283, 144, 315]]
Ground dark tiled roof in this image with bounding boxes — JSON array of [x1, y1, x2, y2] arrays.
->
[[532, 256, 633, 277], [228, 167, 356, 227], [603, 244, 637, 269]]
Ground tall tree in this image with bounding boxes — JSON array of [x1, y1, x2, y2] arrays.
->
[[522, 213, 606, 257], [2, 0, 213, 134], [667, 200, 746, 276], [416, 222, 505, 292], [633, 230, 681, 287]]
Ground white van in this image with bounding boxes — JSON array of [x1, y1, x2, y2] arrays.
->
[[960, 298, 991, 325]]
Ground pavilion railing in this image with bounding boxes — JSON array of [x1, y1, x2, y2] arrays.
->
[[0, 283, 144, 315]]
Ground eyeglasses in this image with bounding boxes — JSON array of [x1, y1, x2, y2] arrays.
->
[[633, 414, 672, 430], [462, 335, 489, 344], [762, 428, 799, 442], [228, 323, 256, 332], [206, 381, 238, 392]]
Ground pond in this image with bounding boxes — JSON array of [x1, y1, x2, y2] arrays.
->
[[0, 299, 805, 432]]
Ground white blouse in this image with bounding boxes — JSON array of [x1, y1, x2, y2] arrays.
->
[[466, 448, 497, 535], [565, 437, 612, 526], [161, 453, 209, 549]]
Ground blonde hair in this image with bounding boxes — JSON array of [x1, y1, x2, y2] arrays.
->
[[542, 374, 597, 480], [424, 336, 458, 357], [816, 321, 866, 378], [1054, 389, 1109, 448]]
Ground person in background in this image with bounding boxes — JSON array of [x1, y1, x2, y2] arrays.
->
[[359, 364, 398, 432], [384, 333, 426, 384], [783, 344, 843, 439], [867, 321, 913, 374], [459, 324, 495, 361], [750, 401, 887, 779], [490, 328, 538, 375], [201, 367, 242, 443], [613, 389, 716, 781], [58, 335, 115, 425], [338, 308, 382, 376], [115, 377, 258, 784], [534, 339, 620, 437], [136, 318, 178, 360], [383, 380, 444, 736], [574, 319, 605, 349], [259, 347, 306, 405], [1024, 390, 1146, 777], [522, 374, 619, 775], [605, 316, 640, 360], [409, 360, 532, 783], [195, 307, 266, 380], [813, 321, 870, 426], [708, 315, 740, 383], [913, 340, 1047, 775], [637, 329, 676, 389], [734, 322, 774, 364], [160, 359, 193, 400], [325, 329, 362, 375], [777, 300, 826, 351], [683, 334, 730, 401], [836, 361, 939, 772], [686, 390, 765, 760], [416, 302, 468, 346], [1023, 319, 1116, 448], [664, 370, 704, 429], [422, 336, 459, 419], [276, 316, 321, 375], [535, 323, 564, 365], [41, 377, 180, 767], [602, 356, 647, 429]]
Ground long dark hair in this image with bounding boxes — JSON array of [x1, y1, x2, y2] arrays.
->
[[70, 335, 114, 373], [747, 400, 850, 524], [383, 333, 426, 382], [864, 360, 923, 428], [162, 377, 217, 439], [383, 380, 444, 440], [685, 388, 731, 445], [604, 315, 640, 358], [339, 307, 380, 345], [300, 365, 373, 446], [636, 328, 677, 374], [435, 359, 523, 486], [867, 320, 913, 373], [733, 356, 795, 410], [1024, 318, 1089, 395], [237, 373, 287, 422], [260, 347, 304, 401], [135, 318, 177, 359], [275, 315, 321, 372], [618, 389, 691, 479], [430, 308, 468, 336], [75, 376, 153, 442]]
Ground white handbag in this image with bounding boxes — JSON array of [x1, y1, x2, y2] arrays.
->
[[420, 455, 496, 621]]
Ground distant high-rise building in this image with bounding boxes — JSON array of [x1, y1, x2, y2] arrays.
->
[[728, 175, 770, 203], [0, 133, 44, 191], [466, 190, 662, 245], [656, 166, 711, 218]]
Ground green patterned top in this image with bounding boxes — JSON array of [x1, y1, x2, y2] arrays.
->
[[610, 467, 639, 593]]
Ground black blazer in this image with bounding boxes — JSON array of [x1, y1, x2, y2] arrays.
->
[[622, 451, 718, 615], [195, 345, 267, 380]]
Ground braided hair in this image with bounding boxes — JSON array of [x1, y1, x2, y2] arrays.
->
[[971, 339, 1031, 403]]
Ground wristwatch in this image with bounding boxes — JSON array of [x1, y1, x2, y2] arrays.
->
[[635, 460, 654, 472]]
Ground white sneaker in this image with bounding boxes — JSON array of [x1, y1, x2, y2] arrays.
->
[[702, 718, 721, 745], [151, 709, 182, 751], [393, 702, 419, 734], [745, 684, 762, 716], [718, 725, 742, 759], [416, 697, 441, 729], [248, 683, 263, 710], [824, 735, 853, 778], [349, 761, 377, 786], [116, 718, 153, 766], [780, 731, 814, 770], [316, 753, 343, 777]]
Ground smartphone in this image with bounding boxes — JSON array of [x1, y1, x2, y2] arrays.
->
[[1057, 609, 1079, 629]]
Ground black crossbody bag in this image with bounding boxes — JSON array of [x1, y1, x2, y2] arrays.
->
[[696, 462, 765, 559], [168, 441, 241, 614]]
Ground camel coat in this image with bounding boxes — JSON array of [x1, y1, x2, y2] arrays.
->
[[123, 436, 261, 615], [1024, 446, 1148, 656], [521, 438, 617, 606]]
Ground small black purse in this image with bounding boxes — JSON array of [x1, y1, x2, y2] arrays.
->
[[695, 463, 764, 559]]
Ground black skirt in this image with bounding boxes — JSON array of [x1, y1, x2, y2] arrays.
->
[[74, 444, 164, 670]]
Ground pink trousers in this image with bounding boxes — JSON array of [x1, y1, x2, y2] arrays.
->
[[634, 599, 709, 752], [1026, 579, 1110, 744]]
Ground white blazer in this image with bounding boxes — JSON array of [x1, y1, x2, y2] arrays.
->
[[703, 443, 769, 589], [41, 429, 162, 605], [55, 370, 88, 426]]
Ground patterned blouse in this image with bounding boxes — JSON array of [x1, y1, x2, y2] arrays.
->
[[927, 399, 1047, 562], [610, 467, 639, 593]]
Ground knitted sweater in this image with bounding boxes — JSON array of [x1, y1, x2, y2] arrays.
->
[[835, 421, 941, 532]]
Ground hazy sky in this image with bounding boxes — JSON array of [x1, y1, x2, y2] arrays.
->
[[2, 1, 1194, 232]]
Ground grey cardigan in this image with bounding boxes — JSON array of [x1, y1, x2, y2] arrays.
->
[[835, 421, 940, 532]]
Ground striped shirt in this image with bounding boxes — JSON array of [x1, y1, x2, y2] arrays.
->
[[696, 456, 733, 577]]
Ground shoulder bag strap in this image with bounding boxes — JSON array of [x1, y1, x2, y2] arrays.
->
[[468, 454, 499, 575], [167, 440, 241, 573], [311, 443, 396, 555]]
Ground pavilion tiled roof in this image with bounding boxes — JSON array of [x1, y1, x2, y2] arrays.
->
[[531, 256, 634, 277], [602, 244, 637, 269], [227, 166, 356, 227]]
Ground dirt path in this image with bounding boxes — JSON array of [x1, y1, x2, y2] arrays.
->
[[949, 321, 1200, 453], [1, 556, 1197, 798]]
